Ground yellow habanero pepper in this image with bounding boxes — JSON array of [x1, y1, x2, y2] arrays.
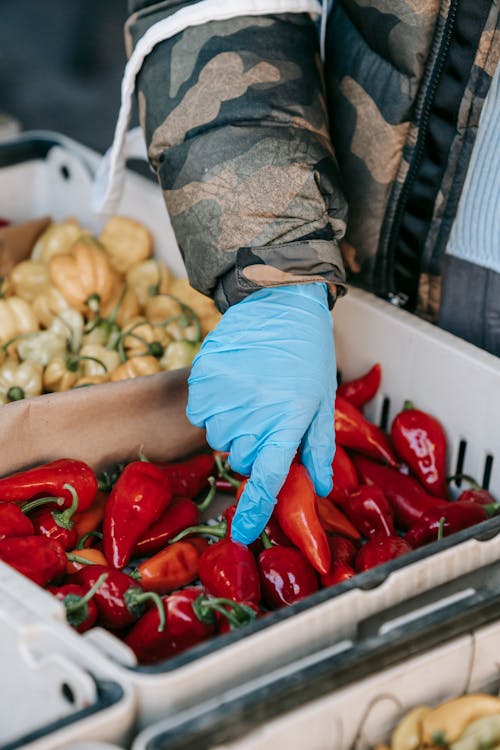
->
[[422, 694, 500, 747], [0, 359, 43, 403], [17, 331, 67, 367], [9, 260, 50, 302], [99, 280, 140, 329], [0, 296, 39, 346], [119, 318, 171, 359], [451, 714, 500, 750], [31, 285, 69, 328], [99, 215, 153, 274], [391, 706, 431, 750], [43, 356, 80, 392], [49, 237, 115, 313], [144, 294, 201, 343], [49, 309, 84, 353], [160, 340, 201, 371], [110, 355, 160, 382], [126, 260, 172, 308], [31, 220, 87, 264], [79, 344, 120, 377], [74, 373, 109, 387], [168, 278, 221, 334]]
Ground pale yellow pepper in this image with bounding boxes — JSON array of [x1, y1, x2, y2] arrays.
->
[[49, 237, 115, 313], [110, 355, 160, 382], [168, 278, 221, 333], [49, 309, 84, 353], [74, 373, 110, 388], [160, 340, 200, 371], [99, 280, 140, 329], [43, 356, 80, 392], [120, 317, 171, 358], [17, 330, 67, 367], [126, 259, 172, 308], [144, 294, 201, 343], [99, 215, 153, 273], [79, 344, 120, 377], [451, 714, 500, 750], [31, 285, 69, 328], [0, 296, 39, 347], [391, 706, 431, 750], [0, 359, 43, 403], [31, 220, 87, 264], [9, 260, 50, 302]]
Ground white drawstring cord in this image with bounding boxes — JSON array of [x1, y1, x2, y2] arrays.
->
[[92, 0, 322, 215]]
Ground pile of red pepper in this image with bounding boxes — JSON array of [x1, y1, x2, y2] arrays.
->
[[0, 363, 497, 665]]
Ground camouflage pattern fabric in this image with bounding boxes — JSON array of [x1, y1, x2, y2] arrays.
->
[[126, 3, 347, 312]]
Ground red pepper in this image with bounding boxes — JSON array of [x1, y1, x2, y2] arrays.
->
[[352, 455, 449, 529], [134, 497, 201, 556], [316, 495, 361, 540], [336, 485, 395, 538], [448, 474, 498, 506], [72, 564, 165, 630], [0, 459, 97, 511], [321, 561, 356, 588], [264, 515, 293, 547], [327, 534, 358, 566], [217, 601, 261, 635], [335, 396, 397, 467], [0, 503, 34, 541], [355, 536, 412, 572], [27, 483, 81, 550], [199, 540, 261, 603], [275, 464, 331, 576], [328, 446, 359, 503], [258, 538, 318, 609], [48, 572, 108, 633], [405, 502, 497, 548], [337, 363, 382, 408], [103, 461, 172, 569], [151, 453, 215, 498], [0, 536, 67, 586], [131, 541, 201, 594], [391, 402, 449, 498]]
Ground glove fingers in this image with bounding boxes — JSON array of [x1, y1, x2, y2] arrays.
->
[[301, 401, 335, 497], [231, 441, 298, 545], [228, 434, 258, 477]]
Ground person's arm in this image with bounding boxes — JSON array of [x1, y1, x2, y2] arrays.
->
[[126, 1, 347, 542]]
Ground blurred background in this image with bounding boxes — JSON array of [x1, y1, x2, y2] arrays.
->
[[0, 0, 129, 152]]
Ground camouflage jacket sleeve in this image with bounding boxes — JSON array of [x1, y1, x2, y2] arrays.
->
[[125, 2, 348, 311]]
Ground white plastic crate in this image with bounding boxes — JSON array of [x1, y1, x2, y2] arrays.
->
[[130, 564, 500, 750], [1, 133, 500, 729], [0, 562, 135, 750]]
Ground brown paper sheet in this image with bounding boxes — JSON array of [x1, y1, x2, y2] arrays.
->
[[0, 368, 207, 476], [0, 217, 51, 275]]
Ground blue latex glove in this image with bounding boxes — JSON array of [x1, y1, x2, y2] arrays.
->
[[186, 283, 336, 545]]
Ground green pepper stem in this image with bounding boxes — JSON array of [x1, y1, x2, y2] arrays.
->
[[214, 454, 241, 490], [483, 502, 500, 518], [403, 400, 415, 411], [260, 530, 273, 550], [196, 477, 216, 513], [7, 386, 25, 402], [65, 572, 108, 614], [76, 531, 103, 550], [193, 595, 257, 629], [86, 294, 101, 314], [133, 591, 166, 632], [446, 473, 481, 489], [53, 483, 80, 528], [1, 331, 37, 352], [108, 283, 128, 325], [66, 552, 100, 565], [437, 516, 446, 541], [168, 521, 227, 545], [67, 354, 108, 374], [21, 495, 65, 514]]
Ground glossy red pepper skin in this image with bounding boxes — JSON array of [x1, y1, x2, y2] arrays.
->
[[405, 503, 489, 548], [275, 464, 331, 576], [0, 536, 67, 586], [72, 565, 154, 630], [328, 534, 358, 566], [134, 497, 200, 556], [335, 396, 397, 467], [0, 504, 34, 541], [103, 461, 172, 569], [31, 509, 78, 550], [124, 587, 215, 665], [48, 583, 98, 633], [199, 540, 261, 603], [217, 601, 261, 635], [352, 455, 448, 530], [321, 561, 356, 587], [152, 453, 215, 498], [337, 364, 382, 408], [336, 485, 395, 538], [329, 446, 359, 503], [264, 515, 293, 547], [0, 459, 97, 511], [456, 487, 497, 505], [258, 546, 319, 609], [355, 536, 412, 572], [316, 496, 361, 540], [391, 406, 449, 498], [133, 541, 201, 594]]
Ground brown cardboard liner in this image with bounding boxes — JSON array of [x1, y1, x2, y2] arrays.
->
[[0, 368, 207, 476], [0, 216, 50, 275]]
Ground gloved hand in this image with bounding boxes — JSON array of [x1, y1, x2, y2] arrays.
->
[[186, 282, 337, 545]]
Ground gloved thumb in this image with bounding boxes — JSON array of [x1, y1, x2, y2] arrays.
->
[[301, 402, 335, 498], [231, 441, 297, 545]]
